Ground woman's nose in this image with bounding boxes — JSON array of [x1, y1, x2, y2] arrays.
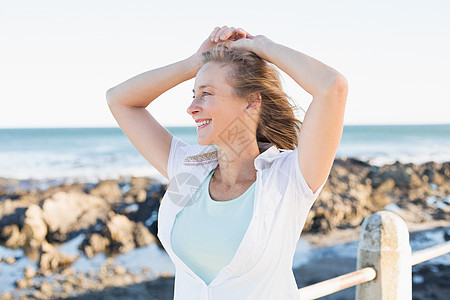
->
[[187, 98, 201, 116]]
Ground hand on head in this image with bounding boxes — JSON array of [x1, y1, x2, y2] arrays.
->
[[209, 26, 254, 43], [193, 26, 273, 66], [196, 26, 256, 56]]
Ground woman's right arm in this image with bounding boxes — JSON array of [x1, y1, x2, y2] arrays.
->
[[106, 55, 202, 180]]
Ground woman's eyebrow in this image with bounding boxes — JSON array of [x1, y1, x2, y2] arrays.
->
[[192, 85, 215, 93]]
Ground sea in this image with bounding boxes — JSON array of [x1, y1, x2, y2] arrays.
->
[[0, 124, 449, 294], [0, 124, 449, 185]]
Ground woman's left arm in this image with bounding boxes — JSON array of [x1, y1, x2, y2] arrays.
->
[[217, 27, 348, 194], [257, 38, 348, 194]]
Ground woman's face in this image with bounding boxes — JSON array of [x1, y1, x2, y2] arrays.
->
[[188, 62, 257, 147]]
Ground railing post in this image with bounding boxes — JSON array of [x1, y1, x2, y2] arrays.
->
[[356, 211, 411, 300]]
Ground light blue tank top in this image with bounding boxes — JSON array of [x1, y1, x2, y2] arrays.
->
[[170, 168, 256, 285]]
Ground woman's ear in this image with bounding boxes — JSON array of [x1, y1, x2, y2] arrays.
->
[[245, 92, 262, 112]]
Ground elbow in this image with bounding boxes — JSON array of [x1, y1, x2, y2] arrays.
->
[[333, 74, 348, 95], [106, 87, 117, 107], [321, 73, 348, 100], [105, 87, 146, 109]]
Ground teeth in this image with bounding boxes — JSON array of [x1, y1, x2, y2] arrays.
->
[[196, 120, 211, 127]]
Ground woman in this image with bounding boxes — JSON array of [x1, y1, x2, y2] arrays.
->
[[106, 26, 348, 300]]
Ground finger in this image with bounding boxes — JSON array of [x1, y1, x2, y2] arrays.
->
[[235, 28, 246, 38], [227, 40, 239, 50], [219, 27, 236, 41], [214, 26, 229, 42], [210, 27, 221, 42], [221, 40, 233, 49], [227, 38, 253, 51], [236, 28, 253, 39]]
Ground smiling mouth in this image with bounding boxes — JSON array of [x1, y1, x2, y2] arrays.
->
[[196, 119, 211, 131]]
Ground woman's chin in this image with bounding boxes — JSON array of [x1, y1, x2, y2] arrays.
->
[[196, 136, 215, 146], [196, 130, 213, 146], [197, 139, 210, 146]]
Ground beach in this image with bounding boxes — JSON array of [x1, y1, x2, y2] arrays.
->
[[0, 156, 449, 299]]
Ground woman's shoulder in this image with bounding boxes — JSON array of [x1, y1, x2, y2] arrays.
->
[[170, 137, 219, 167], [254, 144, 296, 173]]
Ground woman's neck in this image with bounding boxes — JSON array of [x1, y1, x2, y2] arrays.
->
[[213, 140, 260, 187]]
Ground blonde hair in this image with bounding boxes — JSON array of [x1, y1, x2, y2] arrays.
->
[[200, 46, 303, 150]]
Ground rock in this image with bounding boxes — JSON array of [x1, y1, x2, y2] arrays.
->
[[0, 291, 13, 300], [1, 224, 25, 248], [106, 214, 135, 253], [444, 230, 450, 241], [126, 177, 153, 204], [302, 158, 450, 233], [76, 272, 88, 282], [134, 222, 156, 247], [89, 180, 123, 204], [80, 213, 156, 256], [4, 256, 16, 264], [106, 257, 114, 266], [130, 177, 151, 190], [24, 265, 36, 279], [99, 264, 108, 276], [81, 233, 111, 258], [433, 172, 448, 187], [373, 166, 413, 189], [38, 242, 79, 272], [135, 189, 147, 203], [21, 204, 47, 250], [62, 281, 74, 294], [15, 278, 32, 289], [114, 265, 127, 275], [65, 274, 81, 286], [41, 269, 52, 277], [375, 178, 395, 193], [39, 281, 54, 296], [0, 199, 28, 221], [370, 193, 392, 209], [439, 162, 450, 178], [61, 267, 75, 276], [41, 191, 110, 242]]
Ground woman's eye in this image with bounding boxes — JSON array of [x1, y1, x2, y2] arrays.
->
[[192, 92, 212, 99]]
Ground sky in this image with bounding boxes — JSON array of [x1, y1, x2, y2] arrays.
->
[[1, 0, 449, 128]]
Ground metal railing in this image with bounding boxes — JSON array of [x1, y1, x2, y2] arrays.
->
[[297, 211, 450, 300]]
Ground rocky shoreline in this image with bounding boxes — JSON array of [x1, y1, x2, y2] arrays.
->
[[0, 157, 449, 299]]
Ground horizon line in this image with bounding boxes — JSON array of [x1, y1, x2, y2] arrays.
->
[[1, 122, 449, 130]]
